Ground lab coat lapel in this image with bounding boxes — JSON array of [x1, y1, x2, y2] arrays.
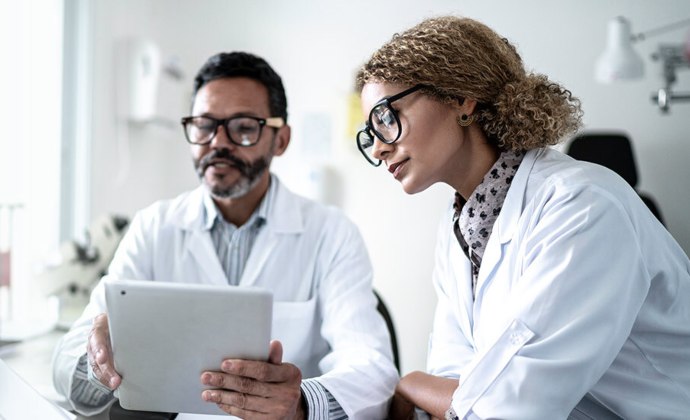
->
[[240, 178, 303, 287], [474, 149, 541, 300], [449, 227, 476, 343], [173, 186, 227, 286], [185, 229, 228, 285], [241, 228, 280, 287], [475, 232, 504, 301]]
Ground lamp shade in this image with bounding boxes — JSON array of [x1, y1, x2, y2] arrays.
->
[[595, 16, 645, 83]]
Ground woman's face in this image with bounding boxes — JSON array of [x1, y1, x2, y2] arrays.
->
[[360, 82, 470, 195]]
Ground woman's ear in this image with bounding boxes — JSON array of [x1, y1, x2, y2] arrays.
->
[[455, 97, 478, 116]]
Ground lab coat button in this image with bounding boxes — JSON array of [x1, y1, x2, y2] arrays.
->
[[509, 332, 521, 345]]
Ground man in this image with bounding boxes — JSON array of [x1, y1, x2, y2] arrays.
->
[[52, 52, 398, 419]]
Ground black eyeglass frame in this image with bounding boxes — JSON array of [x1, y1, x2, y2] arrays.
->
[[356, 84, 425, 167], [356, 127, 381, 167], [180, 115, 285, 147]]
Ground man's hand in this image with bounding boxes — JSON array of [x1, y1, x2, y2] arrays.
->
[[201, 340, 305, 419], [86, 313, 122, 390]]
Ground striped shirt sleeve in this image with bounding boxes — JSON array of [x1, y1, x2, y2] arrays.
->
[[70, 353, 115, 408], [74, 352, 347, 418], [301, 378, 348, 419]]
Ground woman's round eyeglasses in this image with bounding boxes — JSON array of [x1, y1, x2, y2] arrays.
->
[[356, 85, 424, 167]]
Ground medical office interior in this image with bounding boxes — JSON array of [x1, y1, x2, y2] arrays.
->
[[1, 0, 689, 417]]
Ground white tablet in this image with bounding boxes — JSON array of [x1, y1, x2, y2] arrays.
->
[[105, 279, 273, 415]]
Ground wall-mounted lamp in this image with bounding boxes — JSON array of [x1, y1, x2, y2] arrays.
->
[[595, 16, 690, 113]]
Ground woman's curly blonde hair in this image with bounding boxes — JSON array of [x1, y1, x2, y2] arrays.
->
[[356, 16, 583, 151]]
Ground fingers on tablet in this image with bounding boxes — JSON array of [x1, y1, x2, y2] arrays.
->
[[268, 340, 283, 364], [88, 313, 122, 389]]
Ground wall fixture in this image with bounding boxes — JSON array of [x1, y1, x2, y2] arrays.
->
[[595, 16, 690, 113], [116, 38, 185, 125]]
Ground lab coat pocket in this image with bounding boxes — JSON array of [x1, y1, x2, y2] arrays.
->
[[452, 319, 535, 418]]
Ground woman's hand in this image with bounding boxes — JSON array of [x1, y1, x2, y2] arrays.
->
[[390, 371, 459, 419], [389, 387, 416, 419]]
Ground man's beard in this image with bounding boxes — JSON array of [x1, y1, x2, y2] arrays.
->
[[195, 148, 272, 199]]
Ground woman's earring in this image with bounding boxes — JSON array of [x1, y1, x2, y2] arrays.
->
[[457, 114, 474, 127]]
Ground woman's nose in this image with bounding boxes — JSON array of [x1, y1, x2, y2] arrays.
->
[[371, 137, 393, 161]]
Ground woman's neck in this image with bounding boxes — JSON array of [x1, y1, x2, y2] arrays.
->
[[451, 131, 500, 200]]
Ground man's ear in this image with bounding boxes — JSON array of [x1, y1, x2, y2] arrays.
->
[[272, 125, 291, 156]]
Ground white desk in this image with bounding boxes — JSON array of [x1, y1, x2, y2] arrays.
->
[[0, 330, 108, 420]]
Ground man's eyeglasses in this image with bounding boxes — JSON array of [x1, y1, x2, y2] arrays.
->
[[181, 115, 284, 147], [356, 85, 424, 167]]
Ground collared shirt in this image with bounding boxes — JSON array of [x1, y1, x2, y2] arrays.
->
[[203, 180, 270, 285], [71, 176, 346, 419], [452, 151, 524, 298]]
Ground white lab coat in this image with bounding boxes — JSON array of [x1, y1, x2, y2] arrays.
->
[[53, 176, 398, 419], [427, 148, 690, 419]]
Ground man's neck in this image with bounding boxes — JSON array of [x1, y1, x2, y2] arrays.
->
[[213, 174, 271, 227]]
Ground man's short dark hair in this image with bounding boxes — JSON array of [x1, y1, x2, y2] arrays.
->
[[192, 52, 288, 121]]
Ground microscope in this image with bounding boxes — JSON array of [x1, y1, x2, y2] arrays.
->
[[34, 214, 129, 329]]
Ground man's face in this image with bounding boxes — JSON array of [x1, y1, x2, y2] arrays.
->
[[190, 77, 285, 200]]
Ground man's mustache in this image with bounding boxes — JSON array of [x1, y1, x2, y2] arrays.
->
[[198, 148, 251, 176]]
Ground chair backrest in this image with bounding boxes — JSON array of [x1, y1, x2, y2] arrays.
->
[[566, 132, 638, 187], [374, 290, 400, 373], [566, 132, 664, 225]]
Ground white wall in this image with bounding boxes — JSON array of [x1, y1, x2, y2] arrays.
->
[[82, 0, 690, 374]]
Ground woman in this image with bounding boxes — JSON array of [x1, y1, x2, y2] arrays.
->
[[356, 16, 690, 419]]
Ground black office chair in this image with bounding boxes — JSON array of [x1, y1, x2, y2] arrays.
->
[[374, 290, 400, 373], [566, 132, 665, 225]]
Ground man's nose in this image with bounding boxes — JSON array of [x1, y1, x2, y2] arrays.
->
[[210, 124, 236, 149]]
